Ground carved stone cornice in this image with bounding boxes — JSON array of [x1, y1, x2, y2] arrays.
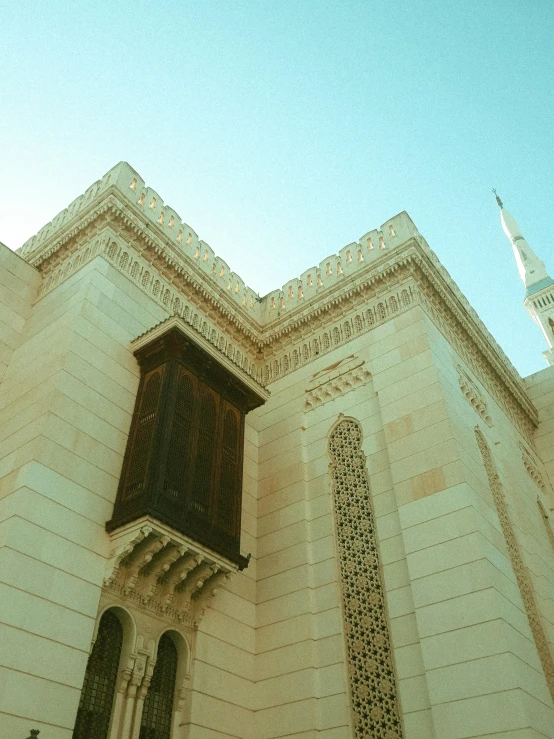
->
[[19, 163, 538, 438], [28, 194, 264, 347]]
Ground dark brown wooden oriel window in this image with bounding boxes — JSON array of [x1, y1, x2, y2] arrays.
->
[[107, 327, 265, 567]]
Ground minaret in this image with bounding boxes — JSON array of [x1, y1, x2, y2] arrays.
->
[[494, 190, 554, 366]]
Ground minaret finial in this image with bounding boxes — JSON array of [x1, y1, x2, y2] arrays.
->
[[492, 188, 503, 208]]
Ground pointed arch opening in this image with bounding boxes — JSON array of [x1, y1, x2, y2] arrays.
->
[[139, 633, 179, 739], [72, 609, 124, 739]]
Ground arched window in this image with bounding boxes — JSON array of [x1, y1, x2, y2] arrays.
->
[[72, 610, 123, 739], [139, 634, 178, 739]]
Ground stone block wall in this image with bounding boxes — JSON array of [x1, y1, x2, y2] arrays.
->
[[0, 243, 40, 381], [392, 309, 554, 738], [0, 244, 259, 737], [2, 203, 554, 739], [251, 295, 554, 739]]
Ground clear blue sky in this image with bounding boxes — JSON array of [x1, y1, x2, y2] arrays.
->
[[1, 1, 553, 376]]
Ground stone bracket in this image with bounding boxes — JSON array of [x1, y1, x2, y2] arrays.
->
[[103, 517, 238, 624]]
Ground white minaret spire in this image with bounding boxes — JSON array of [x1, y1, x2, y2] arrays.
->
[[494, 190, 554, 366], [494, 189, 550, 290]]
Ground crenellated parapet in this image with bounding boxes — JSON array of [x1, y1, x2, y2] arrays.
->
[[259, 212, 418, 321], [15, 161, 540, 440], [18, 161, 265, 322], [17, 161, 418, 328]]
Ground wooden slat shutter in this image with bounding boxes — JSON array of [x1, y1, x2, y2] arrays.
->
[[189, 386, 218, 516], [163, 368, 196, 502], [123, 368, 163, 500], [215, 403, 241, 535]]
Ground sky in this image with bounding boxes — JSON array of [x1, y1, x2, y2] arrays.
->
[[1, 0, 553, 377]]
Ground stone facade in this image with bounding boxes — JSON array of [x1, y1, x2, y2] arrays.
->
[[1, 162, 553, 739]]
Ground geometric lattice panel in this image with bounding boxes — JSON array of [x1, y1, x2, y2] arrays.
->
[[329, 419, 404, 738]]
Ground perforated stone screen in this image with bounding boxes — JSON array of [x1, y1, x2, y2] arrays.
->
[[329, 419, 403, 738]]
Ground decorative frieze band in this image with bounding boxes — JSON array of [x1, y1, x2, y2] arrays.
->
[[262, 287, 414, 385], [26, 169, 539, 440], [421, 290, 535, 443], [38, 234, 261, 383]]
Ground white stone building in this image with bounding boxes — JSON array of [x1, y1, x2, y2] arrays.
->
[[1, 162, 554, 739]]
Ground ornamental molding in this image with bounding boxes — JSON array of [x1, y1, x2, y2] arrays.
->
[[19, 163, 538, 436], [261, 283, 416, 385], [304, 356, 371, 411], [36, 232, 262, 384], [458, 366, 493, 426], [103, 517, 238, 627], [406, 250, 537, 437], [32, 196, 263, 347], [415, 276, 536, 443]]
